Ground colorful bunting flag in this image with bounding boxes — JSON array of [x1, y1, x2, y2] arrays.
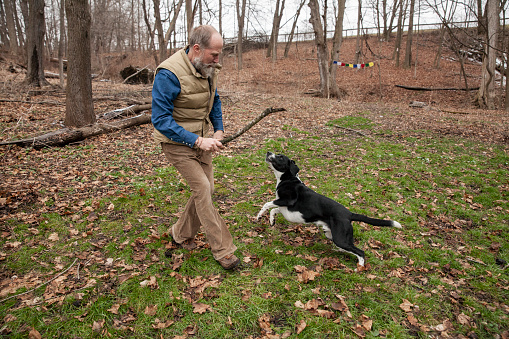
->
[[333, 61, 375, 68]]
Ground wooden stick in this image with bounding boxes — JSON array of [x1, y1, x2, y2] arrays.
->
[[0, 258, 78, 303], [220, 107, 286, 145]]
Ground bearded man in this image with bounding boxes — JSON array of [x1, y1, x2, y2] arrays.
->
[[151, 25, 239, 270]]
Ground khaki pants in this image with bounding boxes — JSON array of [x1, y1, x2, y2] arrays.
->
[[161, 142, 237, 260]]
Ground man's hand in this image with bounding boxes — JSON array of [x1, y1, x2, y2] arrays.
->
[[196, 136, 223, 152]]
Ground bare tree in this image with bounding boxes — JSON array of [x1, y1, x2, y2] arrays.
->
[[403, 0, 415, 68], [309, 0, 329, 97], [65, 0, 95, 127], [236, 0, 247, 70], [384, 0, 400, 40], [354, 0, 362, 64], [186, 0, 193, 40], [4, 0, 18, 55], [506, 33, 509, 110], [424, 0, 457, 69], [309, 0, 348, 98], [58, 0, 65, 87], [329, 0, 347, 97], [25, 0, 48, 87], [266, 0, 285, 61], [142, 0, 157, 65], [154, 0, 183, 62], [475, 0, 500, 109], [283, 0, 305, 58], [0, 4, 8, 49], [392, 0, 405, 66]]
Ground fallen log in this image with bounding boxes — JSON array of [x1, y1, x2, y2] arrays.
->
[[0, 113, 151, 148], [395, 84, 479, 91]]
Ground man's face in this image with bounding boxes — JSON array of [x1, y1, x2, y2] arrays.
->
[[192, 33, 223, 78], [200, 33, 223, 65]]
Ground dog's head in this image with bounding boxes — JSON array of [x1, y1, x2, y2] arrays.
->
[[265, 152, 300, 180]]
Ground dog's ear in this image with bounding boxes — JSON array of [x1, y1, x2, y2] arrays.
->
[[289, 160, 300, 176]]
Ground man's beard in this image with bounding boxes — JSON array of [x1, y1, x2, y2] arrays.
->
[[194, 55, 221, 78]]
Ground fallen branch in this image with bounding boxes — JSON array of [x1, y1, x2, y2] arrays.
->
[[395, 84, 479, 91], [220, 107, 286, 145], [0, 258, 78, 303], [97, 103, 151, 120], [0, 99, 63, 105]]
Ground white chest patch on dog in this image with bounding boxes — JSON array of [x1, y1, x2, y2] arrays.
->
[[278, 207, 306, 224]]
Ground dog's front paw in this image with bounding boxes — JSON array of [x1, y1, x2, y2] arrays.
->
[[255, 212, 264, 222], [269, 216, 275, 226]]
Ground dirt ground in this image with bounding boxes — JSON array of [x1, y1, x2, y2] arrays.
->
[[1, 32, 508, 224]]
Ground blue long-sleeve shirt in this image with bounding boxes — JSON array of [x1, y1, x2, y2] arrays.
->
[[151, 68, 224, 148]]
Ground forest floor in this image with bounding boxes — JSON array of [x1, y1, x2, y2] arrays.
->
[[0, 32, 508, 338]]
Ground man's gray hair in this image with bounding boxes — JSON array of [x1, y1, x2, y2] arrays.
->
[[189, 25, 219, 49]]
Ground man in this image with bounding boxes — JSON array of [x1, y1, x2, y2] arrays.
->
[[151, 25, 239, 270]]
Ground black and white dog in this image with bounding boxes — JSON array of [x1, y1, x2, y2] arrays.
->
[[256, 152, 402, 269]]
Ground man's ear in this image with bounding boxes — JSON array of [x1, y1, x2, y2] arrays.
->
[[192, 43, 201, 54], [289, 160, 300, 176]]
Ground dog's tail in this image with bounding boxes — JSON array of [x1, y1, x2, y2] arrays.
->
[[351, 214, 402, 228]]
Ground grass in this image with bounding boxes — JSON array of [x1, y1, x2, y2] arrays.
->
[[1, 115, 508, 338]]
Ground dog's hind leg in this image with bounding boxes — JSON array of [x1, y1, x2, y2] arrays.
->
[[331, 220, 366, 268]]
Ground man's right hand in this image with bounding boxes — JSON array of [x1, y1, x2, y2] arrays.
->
[[196, 137, 224, 152]]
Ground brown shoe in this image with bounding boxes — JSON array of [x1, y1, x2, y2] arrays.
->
[[178, 238, 198, 251], [217, 254, 240, 270]]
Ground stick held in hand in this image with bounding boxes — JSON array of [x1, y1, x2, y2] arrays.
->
[[220, 107, 286, 146]]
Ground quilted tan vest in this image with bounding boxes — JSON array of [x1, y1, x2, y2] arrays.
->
[[152, 46, 219, 146]]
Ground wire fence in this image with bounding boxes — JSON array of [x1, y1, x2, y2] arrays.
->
[[218, 20, 480, 47]]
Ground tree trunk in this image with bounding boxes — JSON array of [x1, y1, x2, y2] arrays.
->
[[185, 0, 193, 41], [153, 0, 167, 62], [308, 0, 329, 98], [477, 0, 485, 35], [433, 24, 445, 69], [506, 39, 509, 110], [163, 0, 183, 56], [58, 0, 65, 87], [4, 0, 18, 55], [142, 0, 157, 66], [267, 0, 285, 61], [284, 0, 305, 58], [65, 0, 95, 127], [475, 0, 499, 109], [329, 0, 346, 98], [385, 0, 400, 40], [392, 0, 405, 66], [403, 0, 415, 69], [354, 0, 362, 64], [25, 0, 48, 87], [236, 0, 247, 70], [392, 0, 406, 67]]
